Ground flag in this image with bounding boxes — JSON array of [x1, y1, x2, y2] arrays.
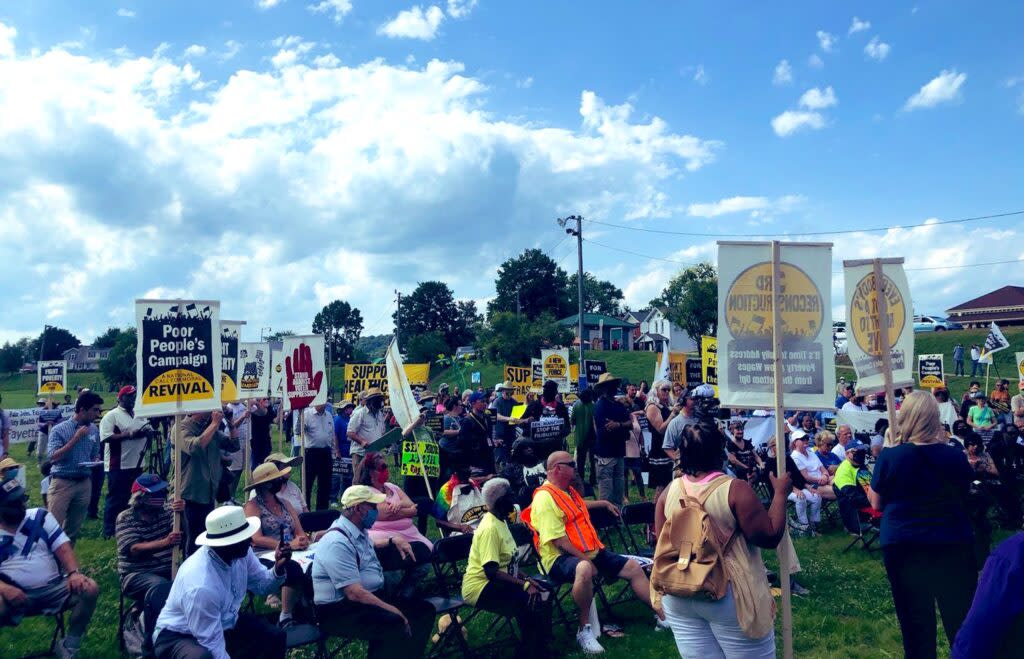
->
[[385, 339, 423, 436], [980, 322, 1010, 361], [655, 349, 670, 382]]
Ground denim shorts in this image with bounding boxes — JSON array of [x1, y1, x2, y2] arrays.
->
[[548, 549, 628, 585]]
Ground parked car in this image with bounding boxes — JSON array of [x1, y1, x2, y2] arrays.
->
[[832, 322, 847, 341], [913, 314, 962, 332]]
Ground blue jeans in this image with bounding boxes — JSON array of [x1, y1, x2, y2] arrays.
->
[[661, 586, 776, 658]]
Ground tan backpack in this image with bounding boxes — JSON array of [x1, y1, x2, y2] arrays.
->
[[651, 475, 734, 600]]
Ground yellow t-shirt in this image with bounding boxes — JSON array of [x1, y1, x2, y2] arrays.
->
[[461, 513, 516, 605], [531, 485, 599, 572]]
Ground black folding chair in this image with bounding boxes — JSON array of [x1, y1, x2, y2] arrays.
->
[[426, 534, 474, 658], [299, 509, 341, 534], [844, 507, 883, 553], [620, 502, 655, 558], [19, 606, 67, 659]]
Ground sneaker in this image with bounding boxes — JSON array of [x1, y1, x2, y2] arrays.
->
[[278, 616, 296, 629], [790, 580, 811, 596], [576, 624, 605, 654]]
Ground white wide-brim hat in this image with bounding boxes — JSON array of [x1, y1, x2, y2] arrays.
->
[[195, 505, 261, 547]]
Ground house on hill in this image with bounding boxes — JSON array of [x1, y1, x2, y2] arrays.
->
[[558, 313, 636, 350], [945, 285, 1024, 328], [62, 345, 111, 371], [630, 307, 698, 353]]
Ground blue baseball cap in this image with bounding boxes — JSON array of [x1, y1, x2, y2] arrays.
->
[[132, 473, 169, 495], [845, 439, 867, 452], [468, 392, 487, 404]]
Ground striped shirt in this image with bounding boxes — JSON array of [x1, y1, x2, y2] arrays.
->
[[116, 507, 174, 584], [47, 418, 100, 479]]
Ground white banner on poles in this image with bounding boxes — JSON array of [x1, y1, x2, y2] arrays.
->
[[717, 241, 836, 410], [134, 300, 222, 417], [281, 335, 327, 412], [843, 260, 914, 394], [237, 342, 271, 399], [37, 360, 67, 395]]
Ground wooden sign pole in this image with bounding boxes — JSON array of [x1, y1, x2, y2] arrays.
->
[[872, 259, 900, 441], [770, 240, 793, 659], [171, 413, 183, 578], [299, 409, 307, 502]]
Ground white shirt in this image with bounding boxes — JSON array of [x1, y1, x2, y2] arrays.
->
[[841, 401, 868, 413], [971, 347, 980, 361], [831, 442, 848, 462], [347, 406, 388, 456], [99, 406, 148, 472], [791, 449, 825, 482], [154, 546, 283, 659], [249, 480, 307, 514], [0, 508, 69, 589]]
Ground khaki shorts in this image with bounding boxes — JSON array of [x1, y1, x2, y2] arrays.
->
[[0, 576, 71, 625]]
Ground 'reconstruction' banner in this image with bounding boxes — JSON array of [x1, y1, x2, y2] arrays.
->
[[37, 360, 67, 396], [918, 354, 944, 388], [843, 260, 914, 393], [503, 365, 532, 403], [220, 321, 245, 403], [134, 300, 222, 416], [342, 363, 430, 403], [238, 342, 271, 399]]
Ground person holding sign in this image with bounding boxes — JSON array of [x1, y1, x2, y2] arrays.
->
[[347, 389, 388, 480], [523, 380, 570, 442]]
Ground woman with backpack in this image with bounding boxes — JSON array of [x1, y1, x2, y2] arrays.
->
[[653, 420, 792, 657]]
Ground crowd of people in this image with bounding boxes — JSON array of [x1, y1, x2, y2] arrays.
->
[[0, 366, 1023, 658]]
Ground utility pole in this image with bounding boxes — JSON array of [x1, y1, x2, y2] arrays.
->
[[558, 215, 585, 389], [259, 326, 272, 342], [395, 290, 402, 345], [515, 285, 521, 320]]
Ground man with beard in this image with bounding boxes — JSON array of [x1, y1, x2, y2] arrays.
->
[[153, 506, 291, 659], [0, 479, 100, 658], [100, 385, 150, 538], [173, 408, 238, 555], [115, 474, 184, 607], [347, 388, 388, 480]]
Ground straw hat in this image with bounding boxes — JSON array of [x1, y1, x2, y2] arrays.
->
[[495, 381, 514, 392], [363, 387, 384, 400], [245, 462, 291, 491], [596, 372, 621, 387], [195, 506, 260, 547], [265, 452, 302, 467]]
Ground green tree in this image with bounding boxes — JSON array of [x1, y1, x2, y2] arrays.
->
[[28, 326, 81, 361], [476, 312, 573, 365], [567, 272, 625, 316], [99, 328, 137, 388], [650, 262, 718, 341], [312, 300, 364, 363], [92, 327, 125, 349], [0, 342, 24, 373], [394, 281, 476, 350], [405, 331, 449, 365], [488, 249, 571, 320]]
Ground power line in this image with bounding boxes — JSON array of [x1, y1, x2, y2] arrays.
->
[[584, 209, 1024, 238], [584, 238, 697, 266]]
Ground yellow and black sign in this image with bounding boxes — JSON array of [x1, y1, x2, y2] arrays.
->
[[724, 262, 824, 340], [342, 363, 429, 403], [849, 272, 906, 357], [37, 360, 66, 395], [541, 349, 570, 392], [918, 354, 944, 388], [701, 336, 718, 396], [503, 365, 532, 403]]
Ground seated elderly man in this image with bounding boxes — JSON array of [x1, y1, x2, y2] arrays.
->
[[832, 439, 873, 534], [522, 450, 665, 655], [115, 474, 184, 606], [312, 485, 435, 659], [153, 506, 292, 659], [0, 479, 99, 659]]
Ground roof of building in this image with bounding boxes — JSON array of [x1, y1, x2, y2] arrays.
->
[[636, 332, 670, 342], [946, 285, 1024, 313], [558, 313, 636, 329], [622, 308, 652, 324]]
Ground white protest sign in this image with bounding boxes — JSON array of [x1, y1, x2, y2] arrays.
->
[[237, 342, 271, 399], [541, 348, 571, 393], [844, 260, 915, 394], [281, 335, 327, 412]]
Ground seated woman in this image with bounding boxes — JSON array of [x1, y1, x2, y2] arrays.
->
[[462, 478, 551, 659], [967, 395, 998, 441], [814, 431, 843, 474], [252, 452, 308, 514], [243, 462, 311, 628], [791, 432, 837, 502], [435, 464, 488, 535], [357, 451, 433, 565]]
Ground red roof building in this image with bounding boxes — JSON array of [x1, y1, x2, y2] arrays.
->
[[945, 285, 1024, 328]]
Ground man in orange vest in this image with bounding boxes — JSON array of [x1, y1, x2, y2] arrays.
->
[[523, 450, 664, 654]]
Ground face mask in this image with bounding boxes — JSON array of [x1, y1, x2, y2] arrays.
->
[[146, 497, 166, 509], [268, 480, 284, 494], [1, 470, 17, 484], [361, 507, 379, 529]]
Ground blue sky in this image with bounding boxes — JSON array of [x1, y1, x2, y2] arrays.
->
[[0, 1, 1021, 343]]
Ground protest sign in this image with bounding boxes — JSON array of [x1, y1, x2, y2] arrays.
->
[[342, 363, 430, 403], [531, 417, 565, 442], [503, 365, 532, 402], [269, 344, 284, 398], [531, 358, 543, 391], [668, 353, 687, 388], [584, 360, 607, 386], [717, 242, 836, 410], [237, 342, 271, 399], [541, 348, 570, 392], [134, 300, 221, 416], [424, 411, 444, 435], [387, 339, 437, 495], [1016, 352, 1024, 381], [220, 321, 245, 402], [281, 335, 327, 412], [565, 363, 579, 405], [6, 405, 74, 444], [401, 439, 440, 477], [685, 358, 702, 387], [37, 361, 66, 396], [701, 337, 718, 396], [843, 260, 914, 393], [980, 322, 1010, 361], [918, 354, 944, 388]]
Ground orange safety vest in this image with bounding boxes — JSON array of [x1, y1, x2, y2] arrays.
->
[[521, 483, 604, 554]]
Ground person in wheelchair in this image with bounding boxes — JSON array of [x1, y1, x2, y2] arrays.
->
[[832, 439, 873, 534]]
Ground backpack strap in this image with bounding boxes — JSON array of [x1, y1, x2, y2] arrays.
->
[[322, 526, 361, 569]]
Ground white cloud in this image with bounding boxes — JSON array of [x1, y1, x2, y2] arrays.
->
[[0, 33, 722, 338], [446, 0, 477, 18], [808, 54, 824, 70], [773, 59, 792, 86], [221, 40, 243, 61], [307, 0, 353, 23], [816, 30, 837, 53], [515, 76, 533, 89], [183, 44, 207, 59], [0, 22, 16, 58], [256, 0, 284, 9], [693, 65, 708, 85], [771, 110, 825, 137], [848, 17, 870, 35], [904, 69, 967, 110], [116, 8, 136, 18], [864, 36, 891, 61], [687, 194, 804, 218], [378, 5, 445, 40], [799, 86, 837, 110]]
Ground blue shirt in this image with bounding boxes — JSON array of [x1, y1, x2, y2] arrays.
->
[[47, 418, 100, 478], [953, 532, 1024, 658], [871, 442, 974, 547], [311, 516, 384, 604], [816, 449, 842, 470], [593, 396, 630, 458], [953, 345, 965, 360], [334, 415, 350, 458]]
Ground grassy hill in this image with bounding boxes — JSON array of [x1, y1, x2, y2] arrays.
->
[[0, 371, 114, 408]]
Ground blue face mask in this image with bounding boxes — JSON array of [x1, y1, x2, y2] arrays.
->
[[361, 507, 379, 529]]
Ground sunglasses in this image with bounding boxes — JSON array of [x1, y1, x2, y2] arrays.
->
[[555, 461, 577, 470]]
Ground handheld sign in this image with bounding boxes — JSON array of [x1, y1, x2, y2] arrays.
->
[[585, 360, 607, 386], [503, 365, 532, 403], [237, 342, 271, 399], [37, 361, 67, 396], [281, 335, 327, 412], [684, 358, 702, 387], [220, 321, 246, 403], [843, 260, 915, 394], [701, 337, 719, 397], [541, 349, 570, 392], [918, 354, 944, 389]]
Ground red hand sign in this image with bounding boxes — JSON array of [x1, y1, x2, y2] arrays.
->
[[285, 342, 323, 410]]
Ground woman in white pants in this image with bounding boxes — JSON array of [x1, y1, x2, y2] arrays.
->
[[788, 486, 821, 532]]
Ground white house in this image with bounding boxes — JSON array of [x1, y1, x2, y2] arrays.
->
[[62, 345, 111, 371], [633, 308, 698, 353]]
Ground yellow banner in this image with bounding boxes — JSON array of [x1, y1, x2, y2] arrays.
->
[[668, 352, 687, 387], [503, 365, 532, 403], [343, 363, 429, 403], [701, 336, 718, 396]]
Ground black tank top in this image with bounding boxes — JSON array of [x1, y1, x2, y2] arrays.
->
[[646, 402, 671, 461]]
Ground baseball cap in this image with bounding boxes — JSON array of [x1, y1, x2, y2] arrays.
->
[[0, 479, 26, 506], [468, 392, 487, 404], [118, 385, 137, 398], [132, 473, 169, 495], [341, 484, 387, 508], [845, 439, 868, 452], [790, 429, 808, 441], [36, 398, 45, 404]]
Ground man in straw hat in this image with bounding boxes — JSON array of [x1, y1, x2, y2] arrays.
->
[[347, 387, 388, 479], [153, 505, 292, 659], [492, 381, 519, 468], [592, 372, 632, 507], [312, 485, 434, 657]]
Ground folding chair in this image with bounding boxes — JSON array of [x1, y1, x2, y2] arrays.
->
[[19, 606, 67, 659], [425, 534, 475, 658], [588, 506, 631, 554], [620, 502, 655, 558], [843, 507, 883, 553], [299, 509, 341, 534]]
